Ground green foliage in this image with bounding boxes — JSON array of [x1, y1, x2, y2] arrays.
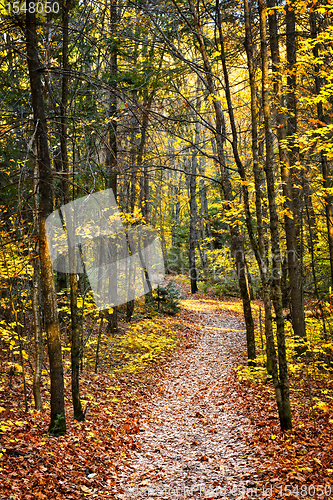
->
[[154, 281, 183, 315], [212, 280, 239, 298], [49, 413, 66, 436], [198, 280, 210, 294]]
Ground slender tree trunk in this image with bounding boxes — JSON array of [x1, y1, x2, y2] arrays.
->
[[95, 313, 104, 373], [215, 98, 256, 362], [60, 0, 84, 421], [198, 127, 213, 273], [198, 178, 209, 277], [244, 0, 273, 373], [267, 0, 306, 343], [189, 132, 198, 294], [139, 95, 154, 222], [32, 256, 43, 411], [196, 18, 256, 363], [306, 204, 328, 339], [259, 0, 292, 431], [32, 153, 43, 411], [171, 171, 182, 273], [129, 93, 139, 213], [3, 253, 28, 412], [310, 9, 333, 290], [26, 10, 66, 435], [69, 272, 84, 419], [200, 177, 214, 252], [105, 0, 119, 333], [106, 0, 118, 197]]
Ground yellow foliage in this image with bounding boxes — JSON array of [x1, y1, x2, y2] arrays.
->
[[115, 320, 178, 373]]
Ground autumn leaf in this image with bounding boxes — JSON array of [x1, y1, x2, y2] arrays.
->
[[81, 485, 94, 494]]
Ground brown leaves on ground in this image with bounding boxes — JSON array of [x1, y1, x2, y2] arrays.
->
[[1, 284, 332, 499], [235, 371, 333, 495], [0, 375, 144, 499]]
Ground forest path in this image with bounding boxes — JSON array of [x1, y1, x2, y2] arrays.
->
[[116, 295, 259, 499]]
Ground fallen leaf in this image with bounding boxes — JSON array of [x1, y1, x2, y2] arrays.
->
[[81, 485, 93, 494]]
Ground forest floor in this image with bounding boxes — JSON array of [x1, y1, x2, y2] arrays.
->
[[1, 282, 333, 499], [115, 295, 259, 499]]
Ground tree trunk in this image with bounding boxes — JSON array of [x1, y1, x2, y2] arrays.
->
[[95, 313, 104, 373], [259, 0, 292, 431], [200, 177, 214, 252], [139, 96, 153, 222], [105, 0, 119, 333], [306, 204, 328, 339], [106, 1, 118, 197], [26, 10, 66, 435], [129, 92, 139, 213], [267, 0, 306, 343], [189, 141, 198, 294], [188, 0, 255, 364], [32, 254, 43, 411], [190, 0, 256, 362], [32, 153, 43, 411], [198, 178, 210, 277], [60, 0, 84, 422], [310, 10, 333, 290], [70, 273, 84, 419], [209, 0, 257, 362], [244, 0, 273, 373]]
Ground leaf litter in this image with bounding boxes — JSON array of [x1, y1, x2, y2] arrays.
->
[[1, 283, 332, 499], [115, 295, 258, 499]]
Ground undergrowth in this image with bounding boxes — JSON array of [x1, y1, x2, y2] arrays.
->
[[101, 319, 179, 373], [236, 304, 333, 422]]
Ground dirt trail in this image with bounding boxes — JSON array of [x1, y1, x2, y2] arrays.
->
[[116, 297, 259, 499]]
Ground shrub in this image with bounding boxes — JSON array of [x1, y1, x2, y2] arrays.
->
[[154, 281, 183, 315]]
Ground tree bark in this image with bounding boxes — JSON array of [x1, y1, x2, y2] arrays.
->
[[259, 0, 292, 431], [198, 177, 211, 277], [26, 10, 66, 435], [95, 313, 104, 373], [32, 152, 43, 411], [106, 0, 118, 197], [244, 0, 273, 374], [267, 0, 306, 342], [139, 95, 154, 222], [59, 0, 84, 421], [200, 177, 214, 252], [105, 0, 119, 333], [212, 0, 257, 362], [189, 131, 199, 294], [309, 9, 333, 290], [60, 0, 84, 422]]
